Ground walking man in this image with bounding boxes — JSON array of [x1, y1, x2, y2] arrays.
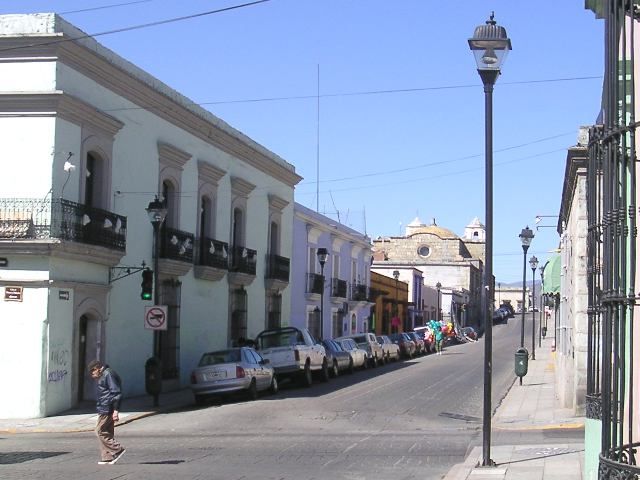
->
[[88, 360, 126, 465]]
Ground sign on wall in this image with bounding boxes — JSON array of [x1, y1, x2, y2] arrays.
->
[[4, 286, 23, 302]]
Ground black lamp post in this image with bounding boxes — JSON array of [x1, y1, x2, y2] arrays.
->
[[468, 12, 511, 468], [146, 196, 168, 354], [519, 226, 534, 350], [436, 282, 442, 321], [529, 255, 538, 360], [539, 262, 547, 344], [317, 248, 328, 340], [146, 196, 167, 407], [393, 270, 400, 332]]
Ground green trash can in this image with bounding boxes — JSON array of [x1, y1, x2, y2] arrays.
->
[[515, 347, 529, 378]]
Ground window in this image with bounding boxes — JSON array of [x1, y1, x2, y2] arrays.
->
[[417, 245, 431, 258]]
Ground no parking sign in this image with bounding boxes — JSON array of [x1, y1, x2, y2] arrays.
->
[[144, 305, 168, 331]]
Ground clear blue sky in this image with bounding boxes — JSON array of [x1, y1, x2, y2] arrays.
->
[[2, 1, 604, 283]]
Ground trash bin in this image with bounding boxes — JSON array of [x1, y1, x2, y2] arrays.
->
[[514, 347, 529, 378], [542, 326, 547, 337], [145, 356, 162, 398]]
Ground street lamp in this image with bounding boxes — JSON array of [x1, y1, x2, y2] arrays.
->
[[317, 247, 328, 340], [529, 255, 538, 360], [436, 282, 442, 322], [146, 195, 167, 407], [519, 226, 534, 350], [539, 262, 547, 344], [468, 12, 511, 468], [146, 197, 167, 348], [393, 270, 400, 332]]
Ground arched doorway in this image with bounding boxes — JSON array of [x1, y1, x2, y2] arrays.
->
[[77, 315, 88, 402]]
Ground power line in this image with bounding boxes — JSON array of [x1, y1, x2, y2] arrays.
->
[[0, 1, 271, 53], [300, 132, 574, 186], [60, 0, 155, 14]]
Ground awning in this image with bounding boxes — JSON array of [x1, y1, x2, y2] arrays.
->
[[542, 254, 561, 294]]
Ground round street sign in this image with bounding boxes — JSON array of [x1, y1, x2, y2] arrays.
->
[[144, 305, 168, 331]]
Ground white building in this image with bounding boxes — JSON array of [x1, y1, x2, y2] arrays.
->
[[291, 203, 372, 339], [0, 14, 301, 418]]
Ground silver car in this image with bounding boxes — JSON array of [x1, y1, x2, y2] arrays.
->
[[337, 338, 368, 370], [190, 347, 278, 405]]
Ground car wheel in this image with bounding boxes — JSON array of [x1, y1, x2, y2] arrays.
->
[[331, 360, 339, 378], [370, 356, 377, 368], [247, 379, 258, 401], [348, 358, 354, 374], [320, 359, 330, 382], [363, 357, 369, 369], [386, 352, 391, 363], [270, 375, 279, 395], [301, 363, 313, 387]]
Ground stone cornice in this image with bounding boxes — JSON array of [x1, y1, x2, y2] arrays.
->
[[197, 160, 226, 185], [0, 239, 125, 266], [268, 194, 289, 212], [11, 32, 302, 186], [158, 142, 191, 170], [0, 91, 124, 136], [559, 145, 588, 233], [230, 177, 256, 198]]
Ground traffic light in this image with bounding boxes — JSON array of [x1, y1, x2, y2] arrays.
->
[[141, 269, 153, 301]]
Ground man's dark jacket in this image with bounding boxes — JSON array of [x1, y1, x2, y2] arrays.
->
[[95, 366, 122, 415]]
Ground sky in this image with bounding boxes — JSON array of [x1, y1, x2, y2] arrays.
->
[[1, 0, 604, 283]]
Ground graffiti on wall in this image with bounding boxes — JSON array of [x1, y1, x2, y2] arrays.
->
[[48, 345, 69, 383]]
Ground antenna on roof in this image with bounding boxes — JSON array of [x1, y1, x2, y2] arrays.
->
[[329, 191, 340, 223]]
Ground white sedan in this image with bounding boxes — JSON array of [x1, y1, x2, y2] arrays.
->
[[337, 338, 368, 370]]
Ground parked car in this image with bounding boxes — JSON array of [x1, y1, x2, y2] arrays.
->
[[499, 303, 515, 318], [413, 326, 435, 353], [337, 338, 368, 369], [190, 347, 277, 405], [388, 332, 416, 359], [406, 331, 426, 355], [493, 308, 508, 324], [460, 326, 478, 341], [335, 333, 384, 367], [321, 339, 353, 376], [255, 326, 328, 386], [376, 335, 401, 362]]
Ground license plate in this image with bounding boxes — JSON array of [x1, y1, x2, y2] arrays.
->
[[205, 371, 225, 381]]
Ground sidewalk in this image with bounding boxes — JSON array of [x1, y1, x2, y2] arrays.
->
[[0, 387, 194, 434], [442, 335, 585, 480]]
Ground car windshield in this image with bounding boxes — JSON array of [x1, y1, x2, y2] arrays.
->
[[199, 349, 240, 366], [256, 328, 304, 349]]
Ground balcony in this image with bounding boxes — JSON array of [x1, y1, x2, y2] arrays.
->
[[331, 278, 347, 299], [159, 226, 194, 277], [349, 283, 370, 305], [306, 273, 324, 296], [228, 245, 257, 286], [194, 236, 228, 281], [0, 197, 127, 265], [265, 253, 290, 292]]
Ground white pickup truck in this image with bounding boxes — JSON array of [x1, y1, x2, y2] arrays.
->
[[255, 327, 328, 386]]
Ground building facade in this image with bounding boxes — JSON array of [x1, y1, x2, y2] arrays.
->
[[372, 217, 484, 328], [0, 14, 301, 418], [291, 203, 373, 339]]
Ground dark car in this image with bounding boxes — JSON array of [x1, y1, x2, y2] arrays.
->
[[406, 332, 426, 355], [321, 339, 353, 376], [499, 303, 515, 318], [388, 332, 416, 359], [493, 308, 508, 324]]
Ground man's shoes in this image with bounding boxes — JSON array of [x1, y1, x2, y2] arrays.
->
[[109, 449, 126, 464], [98, 460, 110, 465]]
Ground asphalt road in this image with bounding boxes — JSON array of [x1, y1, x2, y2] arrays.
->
[[0, 315, 581, 480]]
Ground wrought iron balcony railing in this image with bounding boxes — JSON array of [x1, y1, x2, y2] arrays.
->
[[160, 227, 194, 263], [266, 253, 290, 282], [307, 273, 324, 294], [196, 237, 228, 270], [331, 278, 347, 298], [229, 245, 257, 275], [0, 197, 127, 251], [350, 283, 368, 302]]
